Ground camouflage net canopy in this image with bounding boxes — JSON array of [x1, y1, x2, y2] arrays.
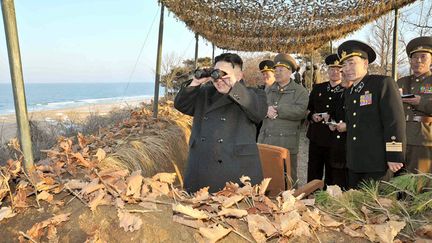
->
[[159, 0, 417, 53]]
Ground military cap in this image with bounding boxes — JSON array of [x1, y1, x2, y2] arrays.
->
[[325, 54, 342, 67], [337, 40, 376, 64], [259, 60, 275, 73], [274, 53, 298, 71], [406, 36, 432, 57]]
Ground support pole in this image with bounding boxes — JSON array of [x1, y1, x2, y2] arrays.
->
[[329, 40, 333, 53], [153, 3, 164, 118], [194, 33, 198, 68], [212, 43, 215, 64], [1, 0, 34, 172], [391, 7, 399, 80], [310, 53, 314, 90]]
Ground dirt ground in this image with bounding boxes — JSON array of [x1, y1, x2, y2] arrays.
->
[[0, 192, 370, 243], [297, 125, 309, 187]]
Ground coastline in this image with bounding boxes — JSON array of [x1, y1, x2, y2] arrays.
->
[[0, 98, 150, 142]]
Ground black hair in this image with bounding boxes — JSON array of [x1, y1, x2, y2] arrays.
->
[[214, 53, 243, 70]]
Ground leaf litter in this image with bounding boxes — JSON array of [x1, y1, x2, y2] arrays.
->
[[0, 104, 430, 242]]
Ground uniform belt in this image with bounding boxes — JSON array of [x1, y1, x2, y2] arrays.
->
[[406, 115, 432, 123]]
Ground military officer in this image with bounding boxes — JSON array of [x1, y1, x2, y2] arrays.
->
[[335, 40, 406, 189], [256, 60, 276, 140], [307, 54, 347, 188], [313, 64, 322, 85], [397, 36, 432, 173], [303, 65, 313, 91], [258, 60, 276, 90], [258, 53, 309, 186]]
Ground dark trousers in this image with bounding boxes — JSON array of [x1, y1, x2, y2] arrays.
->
[[406, 145, 432, 174], [347, 170, 387, 189], [307, 141, 347, 189], [307, 141, 329, 182]]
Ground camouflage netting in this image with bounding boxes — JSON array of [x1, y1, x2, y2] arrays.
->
[[158, 0, 417, 53]]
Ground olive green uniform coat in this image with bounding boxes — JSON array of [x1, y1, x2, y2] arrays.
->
[[257, 80, 309, 183], [397, 71, 432, 173]]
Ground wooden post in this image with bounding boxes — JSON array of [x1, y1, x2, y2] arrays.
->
[[194, 33, 198, 69], [391, 7, 399, 80], [1, 0, 34, 172], [153, 3, 164, 118], [310, 53, 314, 90], [212, 43, 215, 64]]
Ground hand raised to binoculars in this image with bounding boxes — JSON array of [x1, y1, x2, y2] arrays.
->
[[189, 76, 211, 87]]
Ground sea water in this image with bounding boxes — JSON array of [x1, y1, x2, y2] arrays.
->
[[0, 82, 164, 115]]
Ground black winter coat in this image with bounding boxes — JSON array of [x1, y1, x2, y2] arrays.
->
[[174, 80, 267, 193], [344, 75, 406, 172]]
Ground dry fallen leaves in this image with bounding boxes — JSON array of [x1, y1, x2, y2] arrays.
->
[[152, 172, 176, 184], [26, 213, 71, 241], [118, 210, 143, 232], [126, 170, 143, 198], [173, 204, 209, 220], [199, 224, 231, 243], [326, 185, 343, 198], [217, 208, 248, 218], [364, 221, 406, 243], [0, 206, 16, 221], [247, 214, 277, 243]]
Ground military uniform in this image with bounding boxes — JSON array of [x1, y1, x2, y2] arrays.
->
[[303, 66, 313, 91], [397, 36, 432, 173], [258, 53, 309, 185], [313, 65, 322, 85], [307, 54, 347, 188], [256, 60, 275, 140], [338, 40, 406, 188]]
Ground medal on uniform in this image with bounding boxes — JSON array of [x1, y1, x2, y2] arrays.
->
[[420, 84, 432, 94], [360, 91, 372, 106]]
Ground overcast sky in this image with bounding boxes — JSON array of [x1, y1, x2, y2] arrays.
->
[[0, 0, 424, 83]]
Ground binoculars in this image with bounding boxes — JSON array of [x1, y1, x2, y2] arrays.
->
[[194, 68, 227, 80]]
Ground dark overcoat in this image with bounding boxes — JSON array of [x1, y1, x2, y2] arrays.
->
[[344, 74, 406, 172], [307, 82, 345, 147], [174, 80, 267, 193], [307, 81, 346, 168]]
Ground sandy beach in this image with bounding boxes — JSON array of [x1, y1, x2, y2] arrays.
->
[[0, 98, 148, 142]]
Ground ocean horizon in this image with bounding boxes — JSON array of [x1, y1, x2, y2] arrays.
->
[[0, 82, 165, 115]]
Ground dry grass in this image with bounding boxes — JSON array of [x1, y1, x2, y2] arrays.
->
[[98, 103, 191, 180], [0, 107, 132, 163], [0, 103, 192, 184]]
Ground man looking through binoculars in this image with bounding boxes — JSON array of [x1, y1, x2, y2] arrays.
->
[[174, 53, 267, 193]]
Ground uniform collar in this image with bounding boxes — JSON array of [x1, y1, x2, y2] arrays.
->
[[412, 71, 431, 81], [271, 79, 294, 92], [327, 82, 343, 92], [350, 75, 368, 94]]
